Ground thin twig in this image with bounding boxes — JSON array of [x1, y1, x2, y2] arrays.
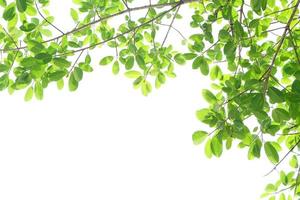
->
[[35, 1, 64, 34]]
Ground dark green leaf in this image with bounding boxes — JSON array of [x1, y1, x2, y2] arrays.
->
[[16, 0, 27, 12], [3, 3, 16, 21]]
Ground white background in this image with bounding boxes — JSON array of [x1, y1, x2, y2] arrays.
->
[[0, 1, 274, 199]]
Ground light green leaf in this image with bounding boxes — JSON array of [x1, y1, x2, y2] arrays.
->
[[202, 89, 217, 103], [192, 131, 207, 145], [264, 142, 279, 164], [211, 136, 223, 157], [99, 56, 114, 65], [0, 74, 9, 91], [205, 139, 212, 159], [124, 70, 141, 79], [0, 0, 7, 7], [24, 86, 33, 102], [289, 155, 298, 168], [70, 8, 79, 21], [34, 82, 43, 100], [112, 61, 120, 75]]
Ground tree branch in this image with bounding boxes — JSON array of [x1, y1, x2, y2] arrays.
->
[[58, 2, 184, 56], [0, 0, 198, 52], [260, 0, 300, 91]]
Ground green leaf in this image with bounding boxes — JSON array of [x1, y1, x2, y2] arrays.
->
[[136, 55, 146, 69], [280, 171, 288, 186], [204, 139, 212, 158], [48, 71, 67, 81], [250, 93, 264, 111], [53, 58, 71, 68], [182, 53, 197, 60], [196, 109, 209, 122], [125, 56, 135, 70], [290, 155, 298, 168], [35, 53, 52, 64], [211, 136, 223, 157], [292, 80, 300, 93], [0, 64, 10, 73], [73, 67, 83, 82], [16, 0, 27, 12], [272, 108, 290, 123], [174, 53, 186, 65], [57, 79, 64, 90], [233, 20, 244, 38], [265, 184, 276, 192], [20, 57, 41, 69], [124, 70, 141, 79], [0, 0, 7, 7], [261, 0, 267, 10], [68, 73, 78, 91], [3, 3, 16, 21], [34, 82, 43, 100], [210, 65, 222, 80], [14, 72, 32, 90], [192, 56, 209, 75], [268, 87, 285, 103], [264, 142, 279, 164], [251, 0, 261, 14], [202, 89, 217, 103], [70, 8, 79, 21], [224, 41, 236, 58], [192, 131, 207, 145], [20, 22, 37, 32], [248, 139, 262, 159], [222, 5, 232, 20], [99, 56, 114, 65], [157, 72, 166, 84], [0, 74, 9, 91], [24, 86, 33, 102], [218, 29, 231, 42], [141, 80, 152, 96], [112, 61, 120, 75]]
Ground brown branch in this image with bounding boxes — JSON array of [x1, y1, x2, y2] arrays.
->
[[264, 137, 300, 177], [295, 166, 300, 196], [259, 5, 297, 19], [68, 49, 85, 75], [156, 22, 187, 40], [57, 2, 183, 57], [161, 5, 181, 47], [272, 184, 296, 195], [0, 0, 198, 52], [1, 27, 19, 50], [35, 1, 64, 34], [260, 0, 300, 91], [288, 27, 300, 65]]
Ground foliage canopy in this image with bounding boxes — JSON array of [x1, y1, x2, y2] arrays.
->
[[1, 0, 300, 198]]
